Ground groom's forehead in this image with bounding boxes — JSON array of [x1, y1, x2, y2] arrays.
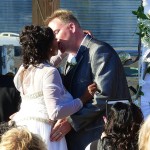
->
[[48, 18, 65, 31]]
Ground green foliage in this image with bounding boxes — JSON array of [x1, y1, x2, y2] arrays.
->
[[136, 85, 144, 97], [132, 5, 148, 19], [132, 5, 149, 37], [132, 5, 150, 47]]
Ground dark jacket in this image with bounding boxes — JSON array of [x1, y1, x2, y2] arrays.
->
[[0, 75, 21, 122], [63, 35, 131, 150]]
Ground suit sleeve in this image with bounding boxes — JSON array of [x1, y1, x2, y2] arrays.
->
[[67, 44, 125, 131]]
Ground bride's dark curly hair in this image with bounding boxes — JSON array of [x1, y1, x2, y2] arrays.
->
[[102, 102, 143, 150], [19, 25, 55, 69]]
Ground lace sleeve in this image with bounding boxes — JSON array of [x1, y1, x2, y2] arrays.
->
[[43, 68, 82, 121]]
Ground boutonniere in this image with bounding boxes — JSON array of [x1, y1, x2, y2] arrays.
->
[[67, 55, 77, 66]]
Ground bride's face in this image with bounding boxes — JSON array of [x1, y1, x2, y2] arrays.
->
[[49, 38, 58, 57]]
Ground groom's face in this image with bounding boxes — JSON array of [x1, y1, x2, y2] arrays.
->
[[48, 18, 73, 53]]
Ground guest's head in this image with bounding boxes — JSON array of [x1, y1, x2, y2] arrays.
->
[[0, 127, 47, 150], [20, 25, 58, 69], [45, 9, 85, 53], [103, 102, 143, 150], [138, 115, 150, 150]]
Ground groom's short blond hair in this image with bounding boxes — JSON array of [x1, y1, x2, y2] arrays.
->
[[45, 9, 80, 27]]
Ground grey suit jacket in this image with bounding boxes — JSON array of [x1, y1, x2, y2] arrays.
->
[[63, 35, 131, 150]]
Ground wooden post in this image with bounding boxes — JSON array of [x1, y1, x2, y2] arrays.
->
[[32, 0, 60, 26]]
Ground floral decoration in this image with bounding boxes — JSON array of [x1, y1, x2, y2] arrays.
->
[[133, 5, 150, 48], [133, 5, 150, 71]]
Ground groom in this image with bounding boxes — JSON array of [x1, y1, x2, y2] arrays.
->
[[46, 9, 131, 150]]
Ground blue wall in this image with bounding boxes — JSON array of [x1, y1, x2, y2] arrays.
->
[[0, 0, 32, 34]]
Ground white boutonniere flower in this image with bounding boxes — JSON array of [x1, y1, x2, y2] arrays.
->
[[67, 54, 77, 66]]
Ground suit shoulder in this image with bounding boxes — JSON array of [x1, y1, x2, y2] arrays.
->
[[89, 38, 117, 55], [91, 38, 114, 50]]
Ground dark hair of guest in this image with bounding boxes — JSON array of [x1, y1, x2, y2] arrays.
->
[[19, 25, 55, 69], [102, 102, 143, 150]]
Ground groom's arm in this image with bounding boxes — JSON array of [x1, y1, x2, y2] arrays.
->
[[67, 43, 125, 131]]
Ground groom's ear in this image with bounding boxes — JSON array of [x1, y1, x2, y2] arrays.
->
[[68, 22, 76, 33]]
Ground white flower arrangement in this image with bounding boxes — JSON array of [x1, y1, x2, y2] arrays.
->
[[67, 54, 77, 66]]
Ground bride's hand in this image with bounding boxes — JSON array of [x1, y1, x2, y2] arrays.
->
[[8, 112, 17, 126], [50, 119, 71, 141], [80, 82, 97, 104], [9, 113, 16, 120], [101, 132, 107, 139]]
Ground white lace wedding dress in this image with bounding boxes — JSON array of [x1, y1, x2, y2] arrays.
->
[[13, 62, 83, 150]]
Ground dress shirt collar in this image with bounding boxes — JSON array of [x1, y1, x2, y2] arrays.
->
[[67, 34, 88, 62]]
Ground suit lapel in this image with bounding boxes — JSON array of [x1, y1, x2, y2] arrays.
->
[[76, 34, 92, 62], [65, 62, 74, 75], [67, 35, 93, 85], [69, 34, 93, 68]]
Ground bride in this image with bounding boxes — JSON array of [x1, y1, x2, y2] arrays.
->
[[12, 25, 96, 150]]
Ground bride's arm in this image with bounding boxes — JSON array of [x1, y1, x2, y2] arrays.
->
[[43, 68, 83, 121], [50, 50, 68, 67]]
